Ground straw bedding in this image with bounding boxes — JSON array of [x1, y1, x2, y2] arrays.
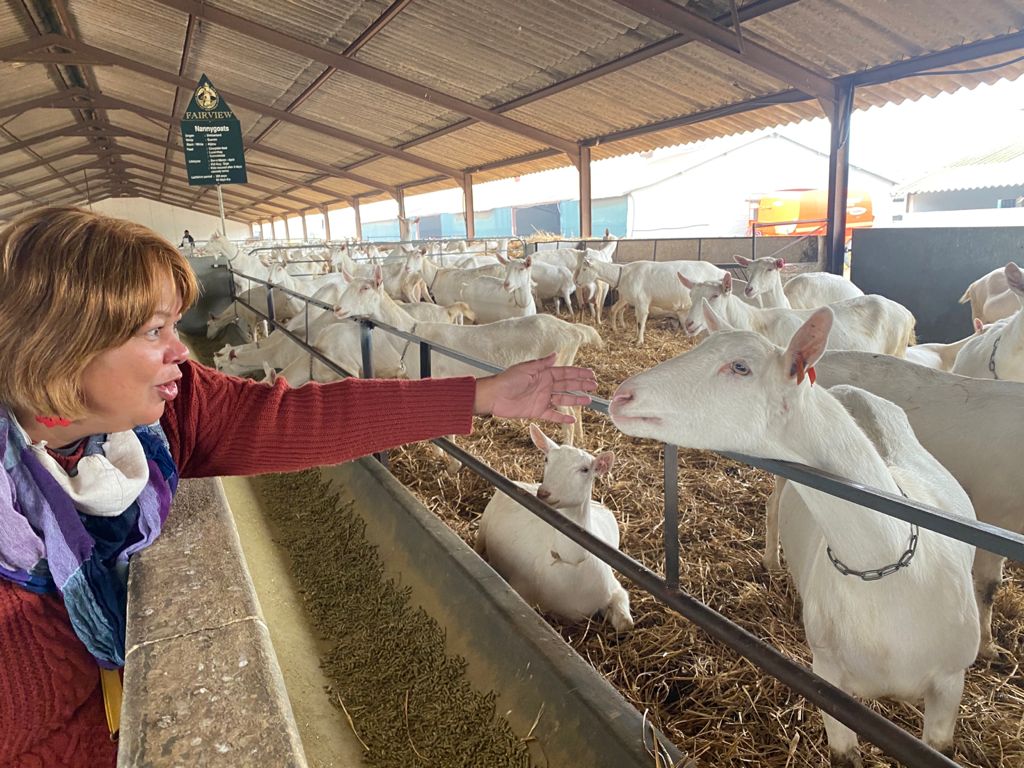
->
[[386, 313, 1024, 768]]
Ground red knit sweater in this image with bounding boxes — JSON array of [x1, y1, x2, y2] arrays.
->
[[0, 361, 477, 766]]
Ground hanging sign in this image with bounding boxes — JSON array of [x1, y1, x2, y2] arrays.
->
[[179, 73, 248, 186]]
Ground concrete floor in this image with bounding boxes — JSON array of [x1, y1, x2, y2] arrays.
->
[[220, 475, 367, 768]]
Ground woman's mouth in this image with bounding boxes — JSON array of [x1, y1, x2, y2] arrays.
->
[[156, 381, 179, 401]]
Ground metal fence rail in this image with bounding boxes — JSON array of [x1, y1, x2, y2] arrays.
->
[[219, 262, 1024, 767]]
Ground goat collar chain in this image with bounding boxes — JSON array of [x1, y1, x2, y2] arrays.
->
[[398, 323, 418, 374], [826, 485, 919, 581], [988, 334, 1002, 379]]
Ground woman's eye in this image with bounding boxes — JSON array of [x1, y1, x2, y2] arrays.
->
[[730, 361, 751, 376], [146, 327, 162, 339]]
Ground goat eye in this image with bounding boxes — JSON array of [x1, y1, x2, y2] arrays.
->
[[580, 467, 589, 473], [730, 361, 751, 376]]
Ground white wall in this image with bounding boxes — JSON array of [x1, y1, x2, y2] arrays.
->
[[628, 136, 895, 238], [88, 197, 250, 244]]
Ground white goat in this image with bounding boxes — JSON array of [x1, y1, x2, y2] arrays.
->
[[419, 258, 505, 308], [610, 308, 979, 765], [904, 318, 985, 371], [952, 262, 1024, 382], [737, 254, 864, 309], [526, 260, 576, 315], [959, 264, 1022, 324], [475, 424, 632, 631], [680, 273, 915, 356], [329, 269, 601, 444], [815, 350, 1024, 661], [574, 255, 725, 345], [457, 255, 536, 324]]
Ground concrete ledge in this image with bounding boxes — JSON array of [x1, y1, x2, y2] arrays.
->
[[119, 477, 307, 768], [321, 457, 689, 768]]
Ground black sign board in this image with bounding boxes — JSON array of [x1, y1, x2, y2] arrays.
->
[[180, 74, 248, 186]]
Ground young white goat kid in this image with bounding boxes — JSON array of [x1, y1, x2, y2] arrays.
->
[[952, 262, 1024, 382], [610, 308, 979, 765], [475, 425, 633, 631]]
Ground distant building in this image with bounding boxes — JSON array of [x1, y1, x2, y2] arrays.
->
[[360, 131, 895, 241], [891, 138, 1024, 227]]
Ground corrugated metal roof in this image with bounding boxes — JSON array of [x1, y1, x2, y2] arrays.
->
[[900, 138, 1024, 193], [0, 0, 1021, 222]]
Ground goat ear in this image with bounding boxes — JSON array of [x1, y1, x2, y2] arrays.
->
[[529, 423, 557, 454], [495, 252, 507, 264], [1005, 261, 1024, 294], [677, 272, 694, 290], [373, 265, 383, 287], [341, 266, 354, 282], [973, 317, 985, 334], [784, 307, 833, 384], [524, 255, 532, 268], [722, 272, 733, 293], [592, 451, 615, 477], [775, 258, 786, 269], [734, 254, 751, 266], [702, 298, 732, 333]]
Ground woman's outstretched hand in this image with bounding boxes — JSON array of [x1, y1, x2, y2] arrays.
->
[[473, 353, 597, 424]]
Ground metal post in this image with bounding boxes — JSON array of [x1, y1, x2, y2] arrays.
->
[[419, 341, 432, 378], [663, 443, 680, 589], [322, 206, 331, 241], [352, 198, 363, 241], [359, 321, 374, 379], [265, 283, 276, 332], [301, 210, 309, 241], [824, 82, 854, 275], [462, 172, 475, 241], [397, 190, 408, 240], [578, 145, 592, 239], [216, 184, 227, 236]]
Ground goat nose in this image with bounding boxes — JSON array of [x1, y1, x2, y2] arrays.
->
[[745, 286, 754, 297], [610, 388, 634, 407], [537, 488, 551, 500]]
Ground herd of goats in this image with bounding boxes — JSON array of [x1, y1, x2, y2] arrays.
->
[[199, 231, 1023, 766]]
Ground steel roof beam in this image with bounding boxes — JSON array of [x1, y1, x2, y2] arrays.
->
[[0, 124, 125, 159], [159, 13, 197, 198], [150, 0, 580, 158], [249, 0, 413, 145], [29, 37, 465, 181], [609, 0, 836, 104], [353, 0, 800, 170]]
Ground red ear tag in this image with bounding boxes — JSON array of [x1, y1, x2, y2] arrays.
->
[[807, 366, 816, 386], [35, 415, 72, 428]]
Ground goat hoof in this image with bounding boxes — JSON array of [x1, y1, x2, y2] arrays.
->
[[762, 555, 783, 573]]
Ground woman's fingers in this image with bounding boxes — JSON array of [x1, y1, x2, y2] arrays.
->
[[549, 392, 592, 407]]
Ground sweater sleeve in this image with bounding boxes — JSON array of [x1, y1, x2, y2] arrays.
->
[[160, 360, 476, 478]]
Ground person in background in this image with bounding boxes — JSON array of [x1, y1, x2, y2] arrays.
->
[[179, 229, 194, 250], [0, 206, 596, 767]]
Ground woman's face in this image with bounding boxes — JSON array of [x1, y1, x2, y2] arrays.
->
[[78, 279, 189, 432]]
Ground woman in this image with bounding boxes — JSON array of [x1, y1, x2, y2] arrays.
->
[[0, 207, 596, 766]]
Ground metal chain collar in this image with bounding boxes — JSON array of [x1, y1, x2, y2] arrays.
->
[[825, 485, 920, 581], [988, 334, 1002, 379], [398, 323, 418, 375]]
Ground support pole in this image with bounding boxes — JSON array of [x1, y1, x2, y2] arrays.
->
[[322, 206, 331, 241], [578, 145, 592, 239], [462, 172, 475, 241], [397, 190, 409, 240], [301, 210, 309, 240], [216, 184, 227, 236], [352, 199, 363, 241], [823, 82, 854, 276]]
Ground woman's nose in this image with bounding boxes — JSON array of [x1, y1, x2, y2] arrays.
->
[[166, 338, 190, 364]]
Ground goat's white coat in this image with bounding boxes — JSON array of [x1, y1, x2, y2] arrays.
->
[[952, 262, 1024, 382], [609, 310, 978, 762], [475, 425, 632, 631], [681, 273, 914, 356], [959, 264, 1022, 323], [815, 350, 1024, 660]]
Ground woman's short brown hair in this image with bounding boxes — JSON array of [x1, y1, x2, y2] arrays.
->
[[0, 206, 199, 419]]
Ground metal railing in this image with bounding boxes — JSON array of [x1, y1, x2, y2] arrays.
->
[[220, 262, 1024, 768]]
